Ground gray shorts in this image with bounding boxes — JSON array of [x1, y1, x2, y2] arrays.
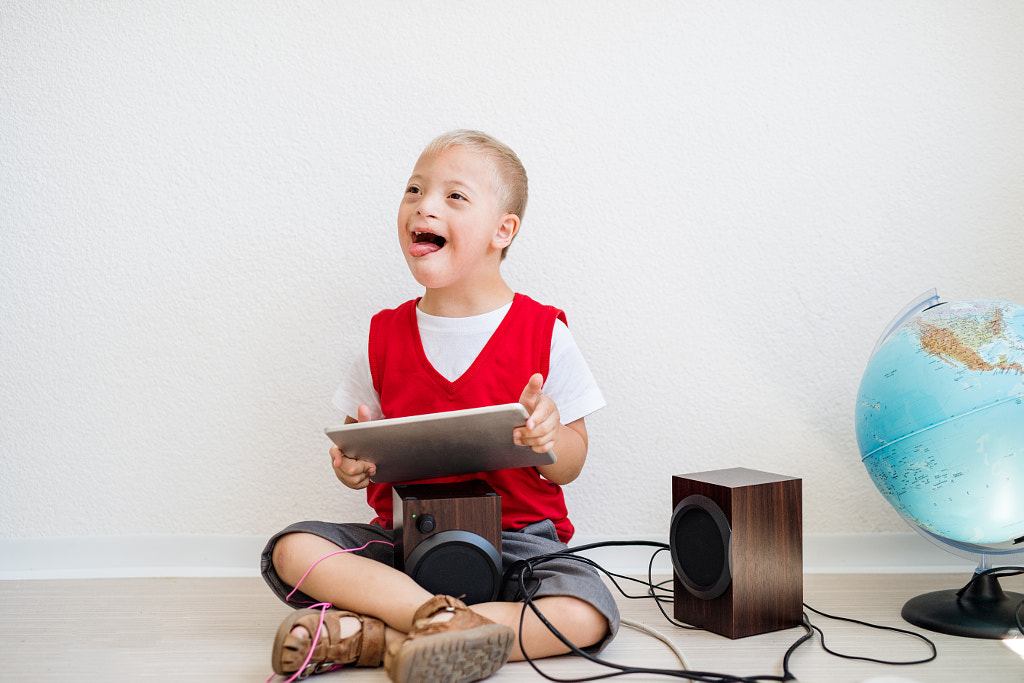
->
[[260, 518, 619, 653]]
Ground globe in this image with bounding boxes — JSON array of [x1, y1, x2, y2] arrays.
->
[[855, 291, 1024, 638]]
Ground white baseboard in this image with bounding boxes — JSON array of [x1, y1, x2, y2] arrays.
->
[[0, 532, 981, 580], [0, 534, 269, 580]]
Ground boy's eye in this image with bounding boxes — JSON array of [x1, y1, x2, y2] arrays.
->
[[448, 192, 465, 201], [406, 186, 421, 195]]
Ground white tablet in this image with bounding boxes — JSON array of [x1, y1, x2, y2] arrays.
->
[[324, 403, 556, 484]]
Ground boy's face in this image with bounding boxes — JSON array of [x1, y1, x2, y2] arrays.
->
[[398, 146, 518, 293]]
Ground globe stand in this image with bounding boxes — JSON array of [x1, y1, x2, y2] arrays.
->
[[902, 568, 1024, 640]]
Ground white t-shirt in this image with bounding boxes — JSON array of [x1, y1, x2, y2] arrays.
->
[[332, 302, 605, 424]]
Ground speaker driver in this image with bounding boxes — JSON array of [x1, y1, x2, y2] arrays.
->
[[404, 529, 502, 605], [670, 493, 732, 600]]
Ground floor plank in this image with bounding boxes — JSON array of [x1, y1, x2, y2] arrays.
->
[[1, 573, 1021, 682]]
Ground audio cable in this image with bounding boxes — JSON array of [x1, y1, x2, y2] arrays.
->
[[506, 540, 939, 683], [955, 565, 1024, 634]]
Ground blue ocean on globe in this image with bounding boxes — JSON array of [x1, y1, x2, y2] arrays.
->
[[856, 298, 1024, 550]]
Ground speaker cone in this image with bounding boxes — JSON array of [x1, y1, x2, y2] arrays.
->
[[404, 529, 502, 605], [670, 494, 732, 600]]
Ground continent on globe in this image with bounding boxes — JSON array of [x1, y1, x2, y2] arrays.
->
[[916, 302, 1024, 375]]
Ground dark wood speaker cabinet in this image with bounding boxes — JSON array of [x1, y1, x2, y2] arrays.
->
[[672, 467, 802, 639], [392, 480, 502, 571]]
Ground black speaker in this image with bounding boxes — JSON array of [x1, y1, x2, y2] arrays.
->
[[393, 480, 502, 605], [671, 467, 803, 639]]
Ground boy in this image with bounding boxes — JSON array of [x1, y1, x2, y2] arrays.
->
[[261, 130, 619, 682]]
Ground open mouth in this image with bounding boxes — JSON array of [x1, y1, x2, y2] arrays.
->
[[409, 230, 447, 257], [414, 231, 447, 249]]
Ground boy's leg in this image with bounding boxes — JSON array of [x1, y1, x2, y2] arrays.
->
[[272, 530, 431, 632], [274, 533, 606, 659], [262, 519, 618, 676], [472, 595, 609, 660], [491, 519, 622, 660], [264, 525, 516, 682]]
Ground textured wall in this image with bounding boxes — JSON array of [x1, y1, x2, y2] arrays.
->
[[3, 1, 1023, 541]]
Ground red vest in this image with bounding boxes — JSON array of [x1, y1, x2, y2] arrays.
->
[[364, 293, 575, 542]]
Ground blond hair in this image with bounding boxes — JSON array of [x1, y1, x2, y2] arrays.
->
[[420, 130, 528, 258]]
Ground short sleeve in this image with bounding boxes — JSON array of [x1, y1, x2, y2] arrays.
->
[[331, 347, 384, 421], [542, 320, 605, 425]]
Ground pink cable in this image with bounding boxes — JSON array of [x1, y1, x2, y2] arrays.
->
[[268, 602, 331, 683], [270, 539, 395, 682], [284, 539, 394, 603]]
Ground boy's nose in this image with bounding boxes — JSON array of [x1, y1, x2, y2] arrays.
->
[[416, 195, 441, 219]]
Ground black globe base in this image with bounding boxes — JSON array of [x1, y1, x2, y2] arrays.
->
[[902, 573, 1024, 639]]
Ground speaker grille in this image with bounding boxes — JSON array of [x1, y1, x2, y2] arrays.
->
[[670, 494, 732, 600], [406, 530, 502, 605]]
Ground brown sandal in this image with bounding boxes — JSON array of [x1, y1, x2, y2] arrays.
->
[[272, 608, 386, 677], [385, 595, 514, 683]]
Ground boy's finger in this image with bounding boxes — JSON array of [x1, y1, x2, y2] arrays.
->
[[519, 373, 544, 406]]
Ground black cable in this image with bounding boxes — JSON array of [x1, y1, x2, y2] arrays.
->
[[956, 565, 1024, 598], [801, 604, 936, 665], [504, 540, 943, 682], [508, 544, 785, 682], [954, 565, 1024, 637], [648, 546, 700, 629], [780, 616, 815, 682]]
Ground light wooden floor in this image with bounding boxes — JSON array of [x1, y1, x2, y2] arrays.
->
[[2, 573, 1022, 682]]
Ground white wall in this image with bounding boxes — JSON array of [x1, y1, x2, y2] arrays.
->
[[3, 2, 1023, 548]]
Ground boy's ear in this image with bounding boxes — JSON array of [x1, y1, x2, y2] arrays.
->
[[492, 213, 520, 251]]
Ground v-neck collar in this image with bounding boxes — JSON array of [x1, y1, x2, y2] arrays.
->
[[409, 293, 522, 394]]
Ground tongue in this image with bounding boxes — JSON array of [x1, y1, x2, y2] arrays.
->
[[409, 242, 443, 257]]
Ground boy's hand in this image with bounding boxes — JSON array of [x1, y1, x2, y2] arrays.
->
[[330, 404, 377, 489], [514, 373, 561, 454]]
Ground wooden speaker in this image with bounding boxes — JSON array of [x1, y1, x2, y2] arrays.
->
[[393, 480, 502, 605], [671, 467, 802, 639]]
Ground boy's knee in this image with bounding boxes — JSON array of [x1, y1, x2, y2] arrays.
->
[[271, 532, 315, 575], [551, 597, 608, 648], [271, 534, 292, 574]]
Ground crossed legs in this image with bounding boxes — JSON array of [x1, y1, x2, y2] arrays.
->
[[271, 531, 609, 662]]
